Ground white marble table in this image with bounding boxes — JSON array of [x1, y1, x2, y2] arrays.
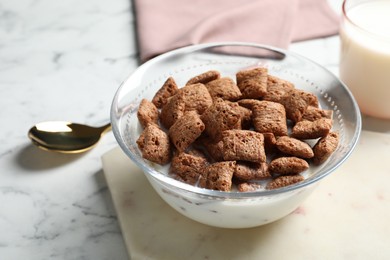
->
[[1, 0, 389, 259]]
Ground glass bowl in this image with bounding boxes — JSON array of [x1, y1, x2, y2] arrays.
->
[[111, 42, 361, 228]]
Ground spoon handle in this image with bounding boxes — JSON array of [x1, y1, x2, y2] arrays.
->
[[99, 123, 112, 134]]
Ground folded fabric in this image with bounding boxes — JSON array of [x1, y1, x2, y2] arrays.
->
[[134, 0, 339, 62]]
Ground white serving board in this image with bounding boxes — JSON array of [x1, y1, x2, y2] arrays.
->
[[102, 130, 390, 260]]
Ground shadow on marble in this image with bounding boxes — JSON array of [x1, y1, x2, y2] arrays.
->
[[91, 169, 129, 260], [362, 115, 390, 133], [94, 169, 122, 215], [15, 144, 87, 171], [93, 169, 125, 226]]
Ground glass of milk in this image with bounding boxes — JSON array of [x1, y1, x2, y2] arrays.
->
[[339, 0, 390, 119]]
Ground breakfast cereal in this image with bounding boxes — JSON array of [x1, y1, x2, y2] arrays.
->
[[205, 77, 242, 101], [200, 98, 242, 140], [159, 94, 186, 129], [136, 67, 339, 192], [237, 98, 262, 109], [234, 162, 270, 181], [237, 182, 262, 192], [197, 136, 224, 162], [178, 83, 213, 114], [236, 67, 268, 99], [291, 118, 333, 139], [186, 70, 221, 85], [266, 175, 305, 190], [169, 111, 205, 152], [205, 161, 236, 191], [301, 106, 333, 121], [275, 136, 314, 159], [136, 124, 172, 165], [222, 130, 266, 163], [313, 132, 340, 165], [152, 77, 179, 108], [227, 101, 252, 129], [170, 152, 208, 187], [252, 100, 288, 136], [137, 98, 159, 129], [268, 157, 309, 175], [263, 132, 277, 153], [281, 89, 319, 122], [263, 75, 295, 103]]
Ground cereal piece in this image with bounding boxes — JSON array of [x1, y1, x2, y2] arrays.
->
[[275, 136, 314, 159], [291, 118, 333, 139], [268, 157, 309, 175], [281, 89, 319, 122], [236, 104, 252, 129], [187, 147, 208, 160], [226, 101, 252, 129], [252, 101, 288, 136], [136, 124, 171, 165], [237, 99, 262, 109], [186, 70, 221, 85], [263, 132, 277, 153], [302, 106, 333, 121], [170, 152, 208, 187], [222, 130, 266, 163], [236, 67, 268, 99], [238, 182, 262, 192], [179, 83, 213, 114], [169, 111, 205, 152], [160, 94, 186, 129], [313, 132, 339, 165], [234, 162, 270, 181], [205, 161, 236, 191], [266, 175, 305, 190], [205, 77, 242, 101], [198, 136, 225, 162], [201, 98, 241, 140], [137, 98, 159, 128], [263, 75, 295, 103], [152, 77, 179, 108]]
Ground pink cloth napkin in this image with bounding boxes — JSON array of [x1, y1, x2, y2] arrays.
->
[[134, 0, 339, 62]]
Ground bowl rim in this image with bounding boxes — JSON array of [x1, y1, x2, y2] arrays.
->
[[111, 41, 362, 198]]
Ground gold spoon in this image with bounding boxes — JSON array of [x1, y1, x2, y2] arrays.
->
[[28, 121, 112, 153]]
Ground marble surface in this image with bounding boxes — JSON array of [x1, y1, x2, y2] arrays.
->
[[1, 0, 389, 259]]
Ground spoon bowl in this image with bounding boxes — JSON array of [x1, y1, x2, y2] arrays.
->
[[28, 121, 111, 153]]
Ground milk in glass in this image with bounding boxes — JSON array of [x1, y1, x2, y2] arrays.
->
[[339, 0, 390, 119]]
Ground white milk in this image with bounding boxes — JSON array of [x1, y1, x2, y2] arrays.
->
[[148, 175, 317, 228], [339, 0, 390, 119]]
